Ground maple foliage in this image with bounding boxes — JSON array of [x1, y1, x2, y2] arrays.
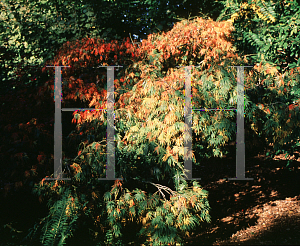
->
[[1, 15, 299, 245], [35, 17, 299, 245]]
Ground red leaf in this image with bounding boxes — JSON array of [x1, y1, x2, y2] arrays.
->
[[288, 104, 295, 111]]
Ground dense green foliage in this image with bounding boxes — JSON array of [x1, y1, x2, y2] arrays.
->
[[218, 0, 300, 73]]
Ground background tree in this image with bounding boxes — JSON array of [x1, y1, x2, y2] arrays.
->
[[217, 0, 300, 73], [217, 0, 300, 165], [0, 0, 98, 93]]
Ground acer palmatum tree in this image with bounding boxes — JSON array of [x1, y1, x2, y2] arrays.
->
[[24, 16, 300, 245]]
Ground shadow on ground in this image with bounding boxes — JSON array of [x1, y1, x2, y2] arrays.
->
[[184, 143, 300, 245]]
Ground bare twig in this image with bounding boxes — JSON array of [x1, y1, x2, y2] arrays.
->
[[129, 33, 137, 52], [143, 181, 177, 200]]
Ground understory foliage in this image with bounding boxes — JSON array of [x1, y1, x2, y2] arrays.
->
[[8, 16, 300, 245]]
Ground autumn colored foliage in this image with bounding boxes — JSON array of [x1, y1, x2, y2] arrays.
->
[[1, 15, 299, 245]]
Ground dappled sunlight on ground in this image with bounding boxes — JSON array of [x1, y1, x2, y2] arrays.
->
[[185, 143, 300, 245]]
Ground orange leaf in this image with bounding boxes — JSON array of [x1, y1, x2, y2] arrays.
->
[[288, 104, 295, 111]]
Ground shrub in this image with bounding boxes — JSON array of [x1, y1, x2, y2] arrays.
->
[[12, 16, 300, 245]]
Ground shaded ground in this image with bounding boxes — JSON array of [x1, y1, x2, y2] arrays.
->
[[184, 143, 300, 245]]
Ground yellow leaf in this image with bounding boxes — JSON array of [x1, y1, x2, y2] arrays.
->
[[158, 132, 165, 145], [129, 199, 134, 207], [162, 153, 170, 162], [142, 217, 147, 225]]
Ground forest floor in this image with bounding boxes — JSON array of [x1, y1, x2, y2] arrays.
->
[[184, 143, 300, 245]]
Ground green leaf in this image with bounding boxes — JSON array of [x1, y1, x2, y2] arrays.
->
[[104, 192, 112, 201], [86, 11, 94, 17]]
